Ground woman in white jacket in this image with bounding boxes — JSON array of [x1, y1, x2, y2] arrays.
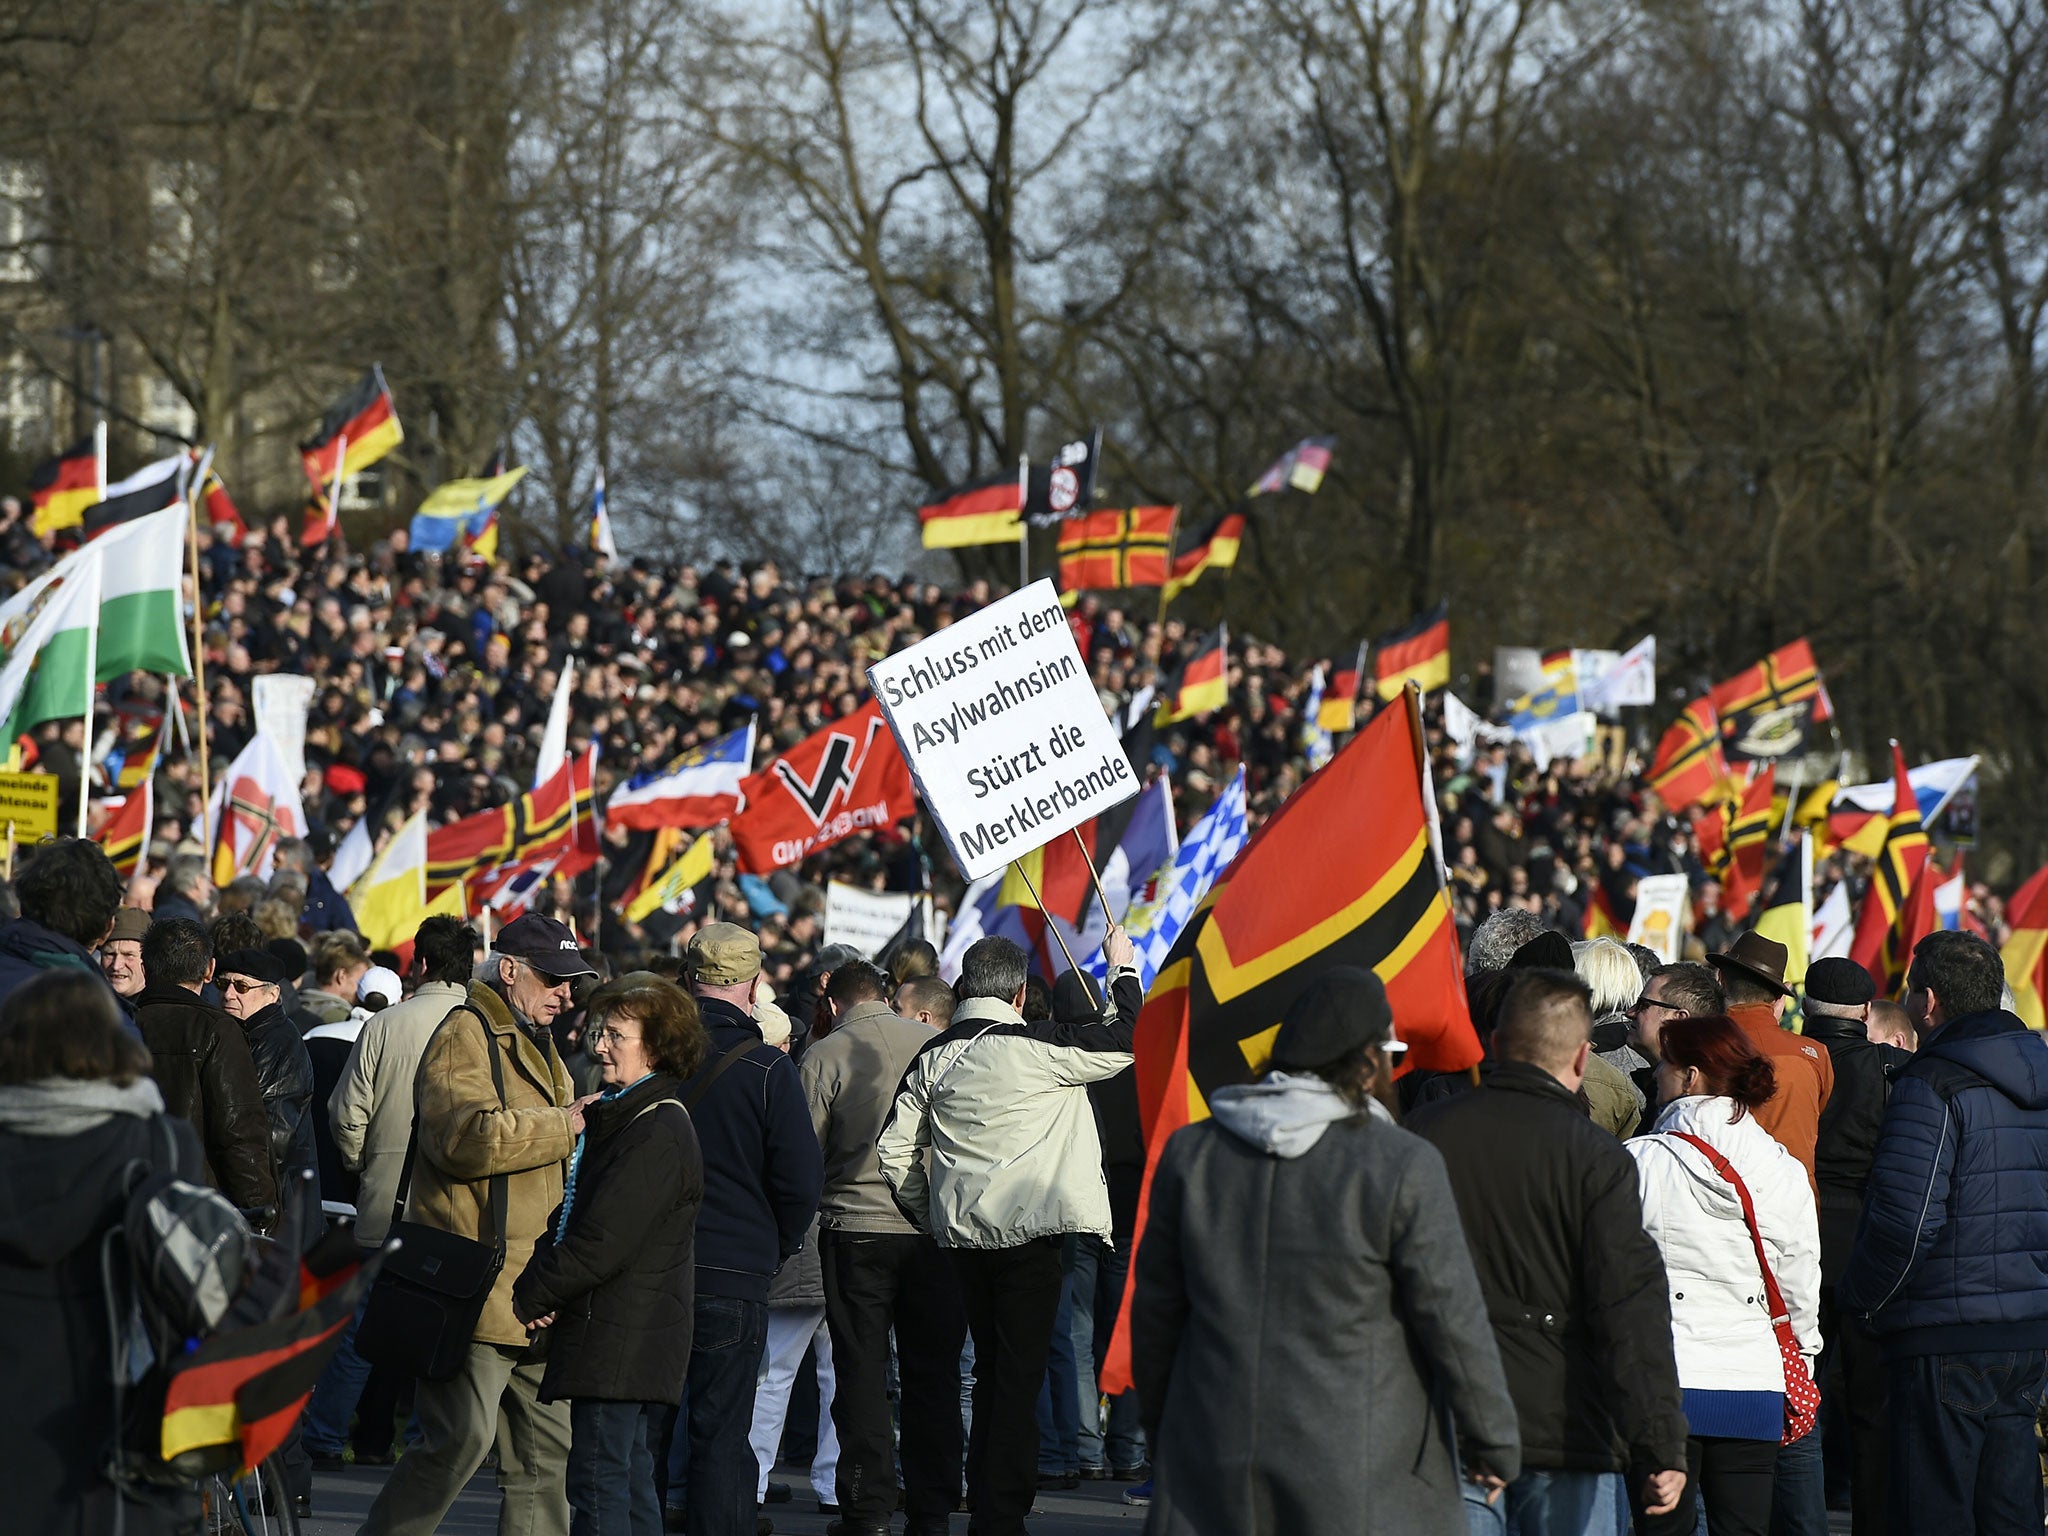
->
[[1627, 1016, 1821, 1536]]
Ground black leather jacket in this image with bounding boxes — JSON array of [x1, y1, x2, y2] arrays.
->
[[1803, 1009, 1911, 1282], [237, 1000, 320, 1237], [134, 983, 279, 1216]]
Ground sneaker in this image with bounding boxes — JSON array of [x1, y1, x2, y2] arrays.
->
[[1122, 1477, 1153, 1507]]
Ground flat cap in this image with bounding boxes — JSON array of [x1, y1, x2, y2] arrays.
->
[[1269, 966, 1407, 1072], [1804, 956, 1876, 1008]]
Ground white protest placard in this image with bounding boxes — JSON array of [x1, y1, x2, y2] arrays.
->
[[868, 578, 1139, 881], [824, 882, 936, 958], [1627, 873, 1692, 964], [253, 673, 316, 784]]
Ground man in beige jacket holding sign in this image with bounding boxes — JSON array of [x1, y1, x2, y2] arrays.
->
[[361, 912, 598, 1536]]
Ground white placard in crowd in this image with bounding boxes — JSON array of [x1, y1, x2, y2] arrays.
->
[[1494, 646, 1547, 708], [1628, 873, 1691, 963], [253, 673, 316, 784], [1579, 636, 1656, 715], [824, 881, 935, 959], [868, 578, 1138, 881], [1521, 711, 1597, 772]]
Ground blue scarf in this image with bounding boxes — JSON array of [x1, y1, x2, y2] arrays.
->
[[555, 1072, 654, 1242]]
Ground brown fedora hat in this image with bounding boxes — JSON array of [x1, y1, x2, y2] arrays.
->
[[1707, 931, 1795, 999]]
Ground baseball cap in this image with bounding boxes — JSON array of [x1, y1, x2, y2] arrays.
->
[[688, 921, 763, 986], [357, 966, 404, 1007], [495, 912, 598, 980], [1269, 967, 1407, 1071]]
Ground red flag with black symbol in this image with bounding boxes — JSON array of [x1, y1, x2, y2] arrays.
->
[[1719, 766, 1776, 922], [1099, 687, 1475, 1394], [1848, 741, 1931, 994], [727, 699, 916, 872], [1650, 696, 1732, 812]]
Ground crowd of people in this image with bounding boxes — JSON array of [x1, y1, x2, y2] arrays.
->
[[0, 507, 2042, 1536]]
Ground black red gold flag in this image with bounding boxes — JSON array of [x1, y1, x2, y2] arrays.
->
[[299, 365, 403, 490], [1161, 510, 1244, 602], [918, 476, 1023, 549], [29, 436, 97, 537], [1154, 626, 1228, 725], [1371, 602, 1450, 699], [1100, 687, 1477, 1394], [1317, 642, 1367, 734], [1246, 435, 1335, 497]]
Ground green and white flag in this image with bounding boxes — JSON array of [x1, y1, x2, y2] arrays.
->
[[94, 504, 191, 677], [0, 542, 102, 740], [0, 503, 191, 682]]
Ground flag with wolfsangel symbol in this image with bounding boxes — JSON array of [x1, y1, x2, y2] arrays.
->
[[1649, 696, 1731, 812], [1098, 685, 1476, 1394], [1848, 740, 1930, 995]]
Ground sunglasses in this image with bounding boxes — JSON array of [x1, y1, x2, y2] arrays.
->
[[222, 977, 274, 995]]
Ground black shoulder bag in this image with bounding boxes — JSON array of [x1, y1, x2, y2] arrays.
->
[[355, 1007, 514, 1382]]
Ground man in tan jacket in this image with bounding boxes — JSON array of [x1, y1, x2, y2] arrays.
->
[[361, 912, 597, 1536]]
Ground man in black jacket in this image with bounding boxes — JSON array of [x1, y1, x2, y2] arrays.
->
[[1408, 968, 1689, 1529], [216, 946, 319, 1240], [666, 922, 823, 1536], [1802, 957, 1910, 1536], [134, 918, 277, 1218]]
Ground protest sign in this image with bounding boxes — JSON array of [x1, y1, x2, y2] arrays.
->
[[868, 578, 1138, 881], [824, 881, 937, 958], [0, 770, 58, 839], [1628, 873, 1691, 963], [253, 673, 316, 783]]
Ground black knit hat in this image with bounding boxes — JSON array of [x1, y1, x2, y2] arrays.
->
[[1269, 966, 1407, 1071], [1804, 956, 1876, 1008], [1509, 930, 1576, 972]]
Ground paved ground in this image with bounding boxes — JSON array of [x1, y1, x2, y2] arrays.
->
[[305, 1461, 1152, 1534]]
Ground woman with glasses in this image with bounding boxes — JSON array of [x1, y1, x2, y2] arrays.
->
[[513, 972, 707, 1536]]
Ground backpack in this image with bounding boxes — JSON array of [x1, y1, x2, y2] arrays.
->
[[102, 1116, 257, 1489]]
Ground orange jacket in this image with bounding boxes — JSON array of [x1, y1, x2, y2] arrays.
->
[[1729, 1000, 1834, 1199]]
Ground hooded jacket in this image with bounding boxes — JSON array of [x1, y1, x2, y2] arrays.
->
[[0, 1080, 202, 1535], [876, 970, 1139, 1250], [1841, 1007, 2048, 1356], [134, 981, 277, 1216], [1131, 1074, 1520, 1536]]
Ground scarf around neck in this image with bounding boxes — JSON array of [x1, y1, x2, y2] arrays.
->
[[0, 1076, 165, 1137]]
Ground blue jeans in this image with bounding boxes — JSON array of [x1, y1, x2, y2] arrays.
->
[[1464, 1470, 1628, 1536], [1770, 1418, 1826, 1536], [679, 1296, 769, 1536], [1888, 1348, 2048, 1536], [301, 1290, 371, 1454], [569, 1400, 665, 1536], [1069, 1234, 1144, 1472], [1033, 1256, 1080, 1476]]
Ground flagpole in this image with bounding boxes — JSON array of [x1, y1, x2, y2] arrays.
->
[[185, 459, 212, 819], [325, 433, 347, 547], [1017, 453, 1029, 592], [93, 419, 106, 497], [1070, 826, 1115, 930], [76, 555, 99, 839], [1010, 858, 1084, 976]]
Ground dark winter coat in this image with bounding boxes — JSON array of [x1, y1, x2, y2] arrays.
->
[[679, 998, 823, 1301], [134, 983, 278, 1216], [0, 917, 114, 1016], [0, 1098, 203, 1536], [514, 1072, 703, 1404], [1841, 1008, 2048, 1356], [237, 1000, 321, 1237], [297, 866, 359, 934], [1132, 1087, 1520, 1536], [1802, 1011, 1911, 1284], [1408, 1060, 1689, 1475]]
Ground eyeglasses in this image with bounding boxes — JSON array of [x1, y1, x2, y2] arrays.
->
[[589, 1025, 641, 1048], [1629, 997, 1683, 1016], [222, 978, 274, 995]]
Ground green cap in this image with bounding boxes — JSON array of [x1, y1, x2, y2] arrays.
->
[[687, 922, 762, 986]]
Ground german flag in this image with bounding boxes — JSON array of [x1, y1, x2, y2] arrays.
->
[[2002, 861, 2048, 1030], [1583, 882, 1628, 940], [1161, 510, 1244, 602], [195, 454, 247, 546], [1155, 625, 1227, 725], [426, 749, 598, 897], [918, 474, 1023, 549], [1720, 766, 1776, 921], [1056, 506, 1176, 593], [1099, 688, 1475, 1395], [1245, 435, 1335, 497], [1649, 696, 1731, 811], [29, 436, 97, 538], [1710, 638, 1829, 761], [96, 777, 152, 878], [160, 1225, 380, 1475], [1848, 741, 1931, 994], [1371, 601, 1450, 700], [1317, 642, 1366, 734], [299, 365, 403, 490]]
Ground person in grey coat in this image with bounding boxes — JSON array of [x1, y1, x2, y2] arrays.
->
[[1130, 966, 1521, 1536]]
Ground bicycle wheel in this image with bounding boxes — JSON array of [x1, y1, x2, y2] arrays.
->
[[203, 1455, 299, 1536]]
